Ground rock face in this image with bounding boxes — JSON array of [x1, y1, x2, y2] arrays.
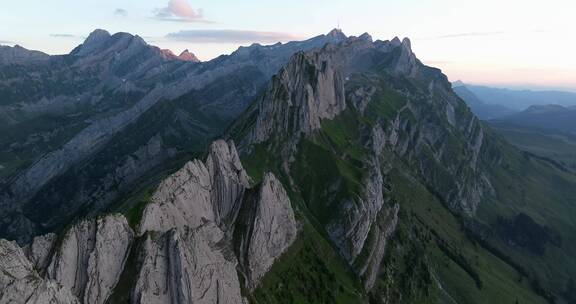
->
[[1, 154, 284, 304], [250, 50, 347, 143], [138, 140, 249, 235], [374, 88, 492, 214], [47, 215, 134, 304], [132, 225, 243, 304], [0, 139, 300, 303], [392, 38, 419, 77], [236, 173, 298, 288], [23, 233, 57, 273], [0, 239, 79, 304], [137, 140, 297, 296], [206, 140, 251, 228], [0, 214, 134, 304], [327, 159, 388, 262], [357, 204, 399, 290], [138, 159, 214, 235]]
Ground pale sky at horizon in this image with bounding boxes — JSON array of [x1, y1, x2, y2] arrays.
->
[[0, 0, 574, 91]]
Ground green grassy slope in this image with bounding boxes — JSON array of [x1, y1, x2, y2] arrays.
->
[[251, 222, 366, 304], [239, 113, 555, 304], [489, 122, 576, 172], [473, 136, 576, 303], [236, 70, 574, 302], [383, 169, 546, 304]]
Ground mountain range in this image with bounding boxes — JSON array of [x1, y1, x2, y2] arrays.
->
[[453, 81, 576, 120], [1, 29, 576, 304], [452, 83, 517, 119], [494, 104, 576, 135], [0, 28, 347, 243]]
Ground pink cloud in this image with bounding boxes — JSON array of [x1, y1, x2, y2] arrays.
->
[[154, 0, 211, 23]]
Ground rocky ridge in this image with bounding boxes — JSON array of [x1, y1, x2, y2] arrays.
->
[[232, 30, 497, 292], [0, 28, 352, 243], [0, 140, 298, 303], [0, 44, 49, 65]]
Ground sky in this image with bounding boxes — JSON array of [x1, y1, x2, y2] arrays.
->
[[0, 0, 575, 91]]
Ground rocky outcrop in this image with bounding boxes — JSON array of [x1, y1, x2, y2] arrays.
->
[[250, 49, 347, 143], [0, 135, 302, 303], [0, 214, 134, 304], [325, 143, 398, 288], [132, 224, 243, 304], [236, 173, 298, 288], [23, 233, 57, 273], [357, 204, 399, 290], [392, 38, 419, 77], [47, 214, 134, 304], [138, 140, 249, 235], [137, 159, 214, 235], [137, 140, 297, 297], [326, 158, 392, 265], [0, 239, 79, 304], [206, 140, 251, 228], [375, 94, 493, 214]]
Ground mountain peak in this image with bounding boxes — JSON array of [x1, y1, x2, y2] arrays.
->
[[71, 29, 111, 56], [71, 30, 149, 57], [159, 48, 200, 62], [85, 29, 111, 44], [452, 80, 466, 87], [178, 49, 200, 62], [390, 36, 402, 46], [326, 28, 347, 41], [359, 32, 373, 41]]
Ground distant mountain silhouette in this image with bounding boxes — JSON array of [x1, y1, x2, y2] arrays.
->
[[459, 83, 576, 110], [494, 104, 576, 134], [453, 83, 516, 119]]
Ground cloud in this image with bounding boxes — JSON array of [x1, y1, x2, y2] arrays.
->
[[434, 32, 505, 39], [114, 8, 128, 17], [0, 40, 15, 45], [153, 0, 212, 23], [166, 29, 304, 43]]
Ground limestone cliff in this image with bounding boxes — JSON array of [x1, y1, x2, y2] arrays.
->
[[235, 173, 298, 288], [249, 50, 346, 144], [132, 225, 243, 304], [47, 215, 134, 304]]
